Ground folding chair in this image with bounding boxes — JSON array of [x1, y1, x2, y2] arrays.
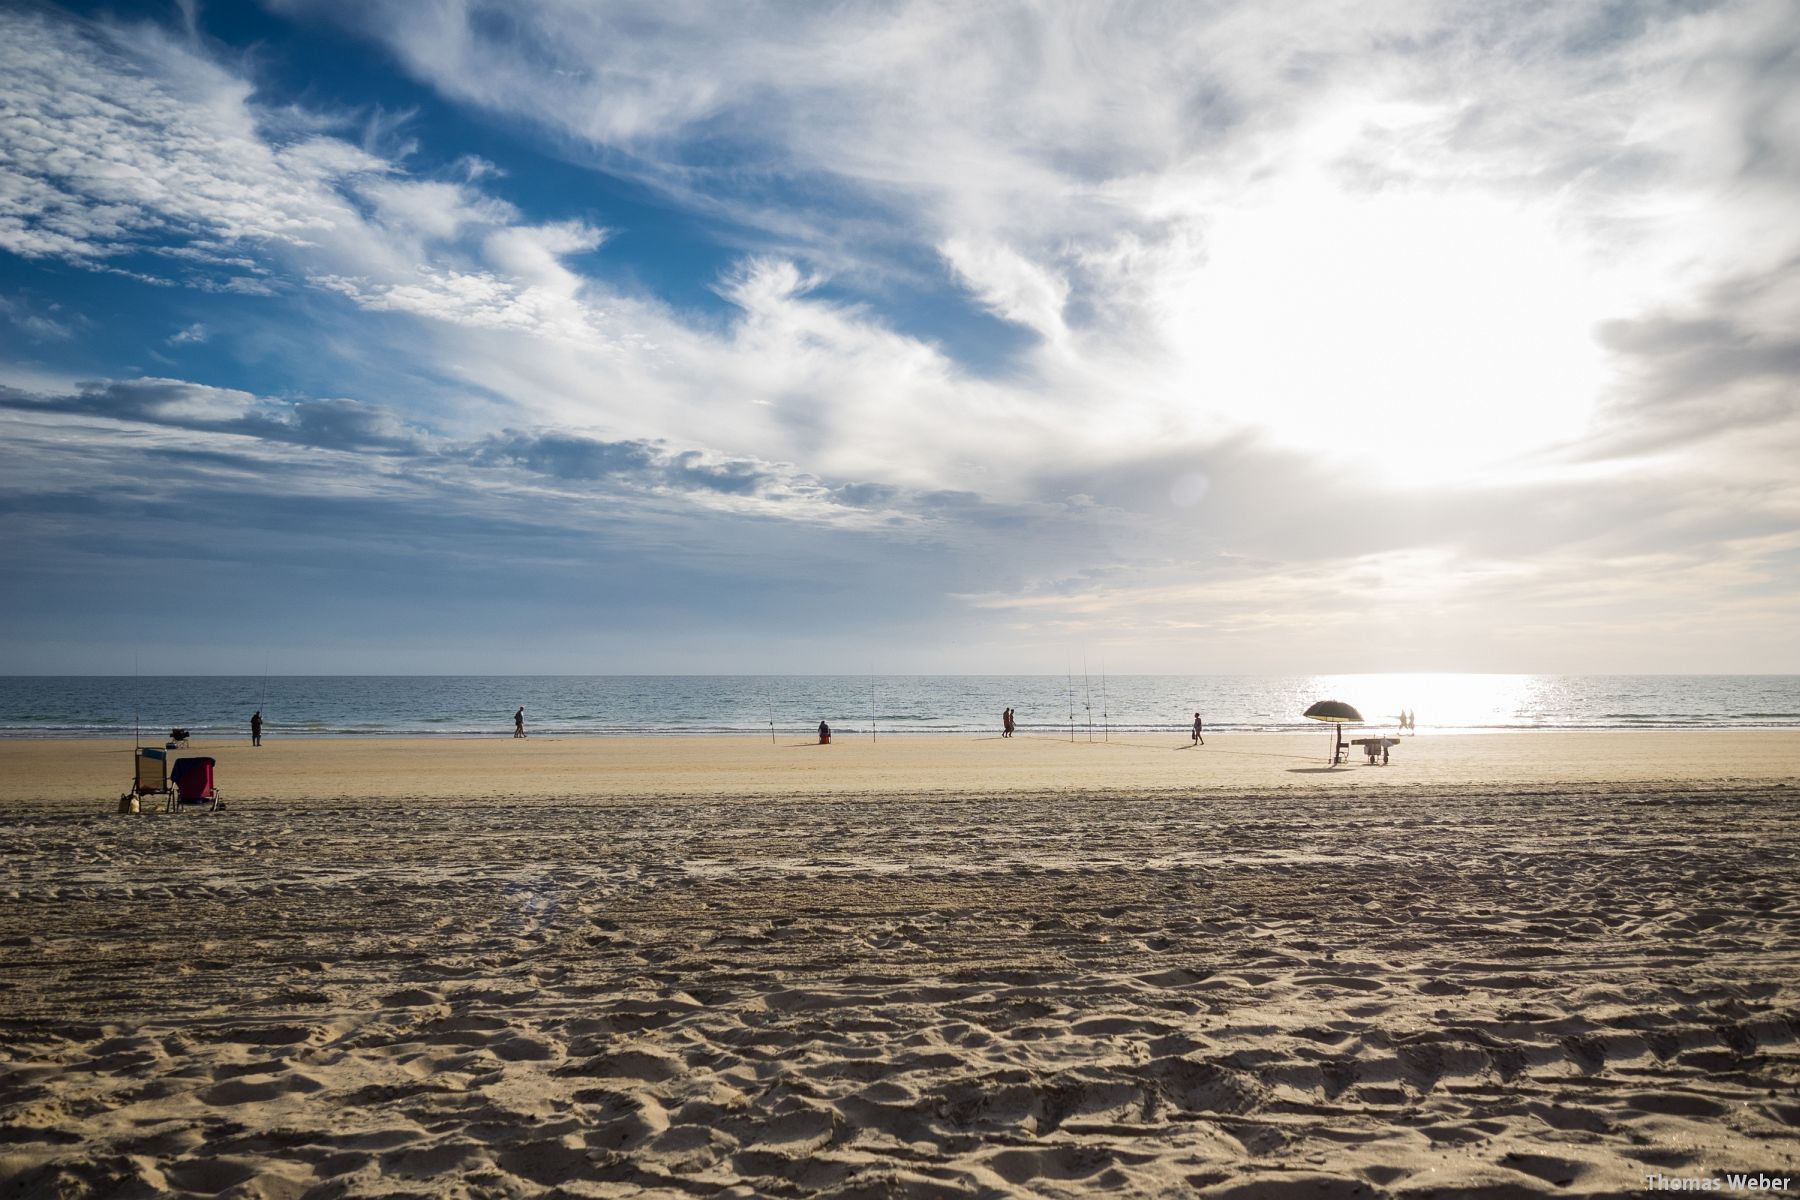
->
[[168, 757, 221, 812]]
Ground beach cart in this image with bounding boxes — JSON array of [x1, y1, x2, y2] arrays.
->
[[1349, 736, 1399, 766]]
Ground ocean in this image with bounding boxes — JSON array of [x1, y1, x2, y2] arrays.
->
[[3, 674, 1798, 739]]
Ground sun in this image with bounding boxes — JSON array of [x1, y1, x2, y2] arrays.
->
[[1170, 178, 1615, 486]]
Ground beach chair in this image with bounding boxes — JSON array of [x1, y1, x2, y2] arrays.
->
[[168, 757, 220, 812], [118, 747, 172, 812]]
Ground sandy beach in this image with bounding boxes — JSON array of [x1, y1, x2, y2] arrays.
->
[[2, 732, 1797, 1197]]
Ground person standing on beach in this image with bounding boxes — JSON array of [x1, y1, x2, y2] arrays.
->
[[1191, 712, 1204, 745], [818, 720, 831, 744], [250, 709, 262, 747], [1002, 707, 1015, 738], [514, 706, 526, 738]]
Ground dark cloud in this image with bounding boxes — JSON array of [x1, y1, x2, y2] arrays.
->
[[466, 430, 778, 496], [830, 481, 899, 508], [0, 380, 918, 517], [667, 450, 767, 494], [469, 432, 659, 479], [0, 378, 426, 452], [1584, 260, 1800, 458], [246, 397, 416, 450]]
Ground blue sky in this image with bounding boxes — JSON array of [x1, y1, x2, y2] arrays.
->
[[2, 0, 1797, 673]]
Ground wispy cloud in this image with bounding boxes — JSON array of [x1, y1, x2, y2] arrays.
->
[[1, 0, 1796, 669]]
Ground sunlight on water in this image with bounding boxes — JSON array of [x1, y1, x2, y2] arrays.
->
[[1303, 674, 1540, 732]]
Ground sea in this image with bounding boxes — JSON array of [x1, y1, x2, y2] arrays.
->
[[2, 674, 1798, 739]]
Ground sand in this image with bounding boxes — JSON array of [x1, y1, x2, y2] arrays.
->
[[4, 729, 1800, 808], [1, 732, 1796, 1197]]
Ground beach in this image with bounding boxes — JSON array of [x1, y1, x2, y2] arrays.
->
[[1, 732, 1797, 1196]]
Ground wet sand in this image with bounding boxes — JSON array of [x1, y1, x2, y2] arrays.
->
[[0, 733, 1796, 1196]]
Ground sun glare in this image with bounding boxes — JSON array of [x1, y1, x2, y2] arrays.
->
[[1176, 181, 1613, 485]]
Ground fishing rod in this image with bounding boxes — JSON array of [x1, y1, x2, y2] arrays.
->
[[1083, 655, 1093, 742], [1101, 654, 1109, 743]]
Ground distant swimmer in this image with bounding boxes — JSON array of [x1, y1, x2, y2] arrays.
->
[[251, 709, 262, 747], [1191, 712, 1204, 745], [514, 706, 526, 738]]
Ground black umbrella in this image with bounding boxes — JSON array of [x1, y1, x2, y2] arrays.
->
[[1303, 699, 1364, 764]]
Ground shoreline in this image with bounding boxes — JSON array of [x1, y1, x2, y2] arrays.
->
[[8, 722, 1800, 738], [3, 729, 1796, 809]]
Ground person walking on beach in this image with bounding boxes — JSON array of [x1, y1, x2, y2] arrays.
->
[[514, 706, 526, 738], [1191, 712, 1204, 745], [250, 709, 262, 747], [1002, 707, 1015, 738]]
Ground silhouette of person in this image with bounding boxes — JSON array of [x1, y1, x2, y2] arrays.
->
[[251, 709, 262, 747], [818, 720, 831, 744], [1003, 707, 1015, 738], [1192, 712, 1204, 745], [514, 706, 526, 738]]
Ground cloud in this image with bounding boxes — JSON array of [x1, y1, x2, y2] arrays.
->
[[0, 375, 926, 528], [0, 5, 618, 352], [0, 293, 76, 341], [257, 1, 1800, 472], [1580, 257, 1800, 458], [0, 8, 378, 268], [167, 322, 209, 345], [3, 1, 1798, 669], [0, 377, 425, 452], [939, 238, 1069, 341]]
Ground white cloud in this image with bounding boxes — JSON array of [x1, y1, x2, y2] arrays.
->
[[0, 6, 618, 359], [257, 0, 1800, 486], [939, 238, 1069, 342], [0, 294, 76, 341], [4, 0, 1798, 667]]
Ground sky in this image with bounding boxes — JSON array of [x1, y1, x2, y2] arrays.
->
[[1, 0, 1796, 675]]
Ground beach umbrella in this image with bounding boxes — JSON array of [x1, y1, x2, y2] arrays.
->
[[1303, 699, 1363, 764]]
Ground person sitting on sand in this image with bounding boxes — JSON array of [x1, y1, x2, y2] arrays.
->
[[251, 709, 262, 747], [818, 720, 831, 744], [514, 706, 526, 738]]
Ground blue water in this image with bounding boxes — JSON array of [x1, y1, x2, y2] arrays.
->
[[2, 675, 1798, 738]]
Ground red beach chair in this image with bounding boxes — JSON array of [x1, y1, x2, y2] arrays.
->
[[169, 757, 220, 812]]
